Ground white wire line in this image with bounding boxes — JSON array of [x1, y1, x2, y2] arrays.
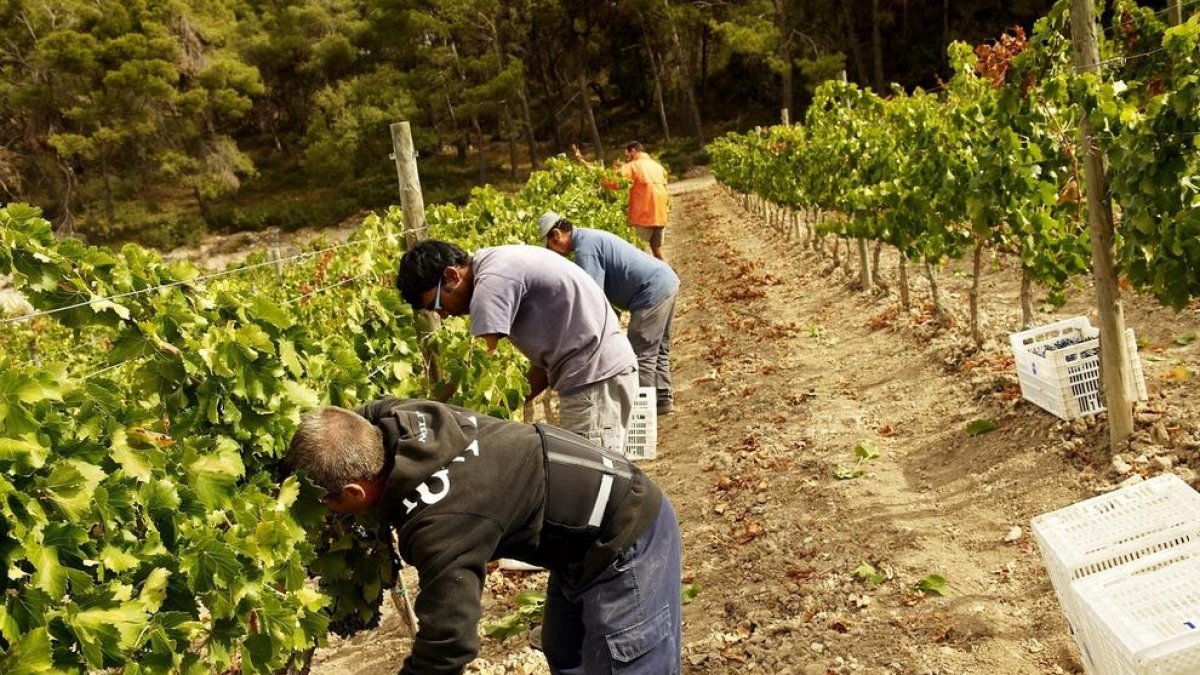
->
[[1096, 46, 1168, 68], [284, 272, 376, 306], [81, 353, 152, 380], [0, 237, 382, 326]]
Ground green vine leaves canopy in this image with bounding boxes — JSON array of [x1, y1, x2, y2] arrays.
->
[[708, 0, 1198, 306]]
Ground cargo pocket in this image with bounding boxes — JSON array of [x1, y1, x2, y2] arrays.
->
[[605, 604, 677, 674]]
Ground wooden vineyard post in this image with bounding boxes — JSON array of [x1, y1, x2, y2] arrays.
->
[[392, 121, 427, 249], [1070, 0, 1135, 447], [391, 121, 447, 397], [1170, 0, 1183, 25], [270, 247, 284, 284], [781, 108, 790, 126]]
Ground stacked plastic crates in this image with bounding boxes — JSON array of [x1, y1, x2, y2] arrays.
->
[[1032, 475, 1200, 673], [1009, 317, 1148, 420], [624, 386, 658, 461]]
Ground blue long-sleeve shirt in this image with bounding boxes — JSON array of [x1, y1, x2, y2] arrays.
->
[[571, 228, 679, 311]]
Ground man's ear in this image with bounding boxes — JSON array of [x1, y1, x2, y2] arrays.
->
[[444, 266, 462, 285], [342, 483, 368, 501]]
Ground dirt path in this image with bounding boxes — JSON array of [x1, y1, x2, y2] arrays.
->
[[313, 177, 1200, 674], [661, 179, 1090, 675]]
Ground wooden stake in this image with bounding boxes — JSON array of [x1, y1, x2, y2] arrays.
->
[[391, 121, 445, 393], [1070, 0, 1134, 446], [390, 122, 427, 247], [270, 247, 283, 284]]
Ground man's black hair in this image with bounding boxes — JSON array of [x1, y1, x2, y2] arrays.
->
[[551, 217, 574, 235], [625, 141, 644, 152], [396, 240, 469, 307]]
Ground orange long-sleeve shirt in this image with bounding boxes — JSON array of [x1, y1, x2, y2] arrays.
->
[[616, 152, 669, 228]]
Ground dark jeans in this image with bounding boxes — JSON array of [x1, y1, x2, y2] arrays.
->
[[627, 293, 675, 407], [542, 498, 683, 674]]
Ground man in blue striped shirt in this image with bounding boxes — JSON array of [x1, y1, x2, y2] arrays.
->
[[540, 211, 679, 414]]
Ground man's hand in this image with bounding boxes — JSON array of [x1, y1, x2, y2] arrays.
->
[[571, 144, 586, 163], [526, 366, 549, 401], [480, 333, 502, 355]]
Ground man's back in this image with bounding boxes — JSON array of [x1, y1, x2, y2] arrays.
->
[[468, 245, 636, 392], [359, 398, 664, 675], [571, 227, 679, 311], [619, 153, 669, 227]]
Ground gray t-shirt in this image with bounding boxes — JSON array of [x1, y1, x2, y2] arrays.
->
[[469, 246, 636, 393]]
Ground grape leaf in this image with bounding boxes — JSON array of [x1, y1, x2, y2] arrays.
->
[[915, 574, 949, 596], [0, 627, 54, 674], [179, 536, 242, 593]]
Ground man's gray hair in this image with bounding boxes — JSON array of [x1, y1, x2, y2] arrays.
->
[[286, 406, 385, 494]]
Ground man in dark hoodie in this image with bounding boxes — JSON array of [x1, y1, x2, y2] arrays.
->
[[286, 397, 682, 675]]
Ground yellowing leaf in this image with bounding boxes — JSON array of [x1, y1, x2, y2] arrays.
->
[[109, 429, 152, 482], [99, 544, 141, 573], [1168, 366, 1193, 381], [71, 602, 150, 654], [42, 460, 105, 520], [89, 297, 132, 321], [294, 587, 328, 612], [0, 627, 54, 674], [0, 436, 49, 471], [185, 440, 245, 510], [29, 545, 66, 599], [138, 568, 172, 613], [281, 380, 320, 409], [278, 340, 303, 378]]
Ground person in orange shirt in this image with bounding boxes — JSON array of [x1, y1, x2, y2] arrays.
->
[[574, 141, 671, 262]]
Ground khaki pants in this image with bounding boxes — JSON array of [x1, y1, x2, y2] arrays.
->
[[557, 367, 638, 455]]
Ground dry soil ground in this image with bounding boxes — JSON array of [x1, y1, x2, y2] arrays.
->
[[307, 175, 1200, 675]]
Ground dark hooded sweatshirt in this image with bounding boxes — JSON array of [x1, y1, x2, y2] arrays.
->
[[356, 398, 663, 675]]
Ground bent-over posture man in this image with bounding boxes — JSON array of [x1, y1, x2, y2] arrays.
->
[[540, 212, 679, 414], [287, 398, 683, 675], [397, 240, 639, 455]]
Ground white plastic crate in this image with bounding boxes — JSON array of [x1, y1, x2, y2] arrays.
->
[[624, 386, 657, 461], [1009, 317, 1148, 420], [1072, 540, 1200, 674], [1031, 475, 1200, 672]]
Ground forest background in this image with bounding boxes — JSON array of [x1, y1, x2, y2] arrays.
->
[[1, 0, 1099, 250]]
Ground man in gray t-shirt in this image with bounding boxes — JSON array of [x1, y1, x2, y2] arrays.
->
[[396, 240, 639, 455]]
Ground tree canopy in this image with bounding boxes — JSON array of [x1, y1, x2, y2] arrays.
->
[[0, 0, 1059, 244]]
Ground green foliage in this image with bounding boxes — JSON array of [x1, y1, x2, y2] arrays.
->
[[835, 440, 881, 480], [853, 562, 888, 585], [965, 419, 999, 436], [0, 158, 632, 668], [482, 590, 546, 642], [1104, 9, 1200, 307], [709, 0, 1200, 312], [302, 69, 419, 183], [914, 574, 949, 596]]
